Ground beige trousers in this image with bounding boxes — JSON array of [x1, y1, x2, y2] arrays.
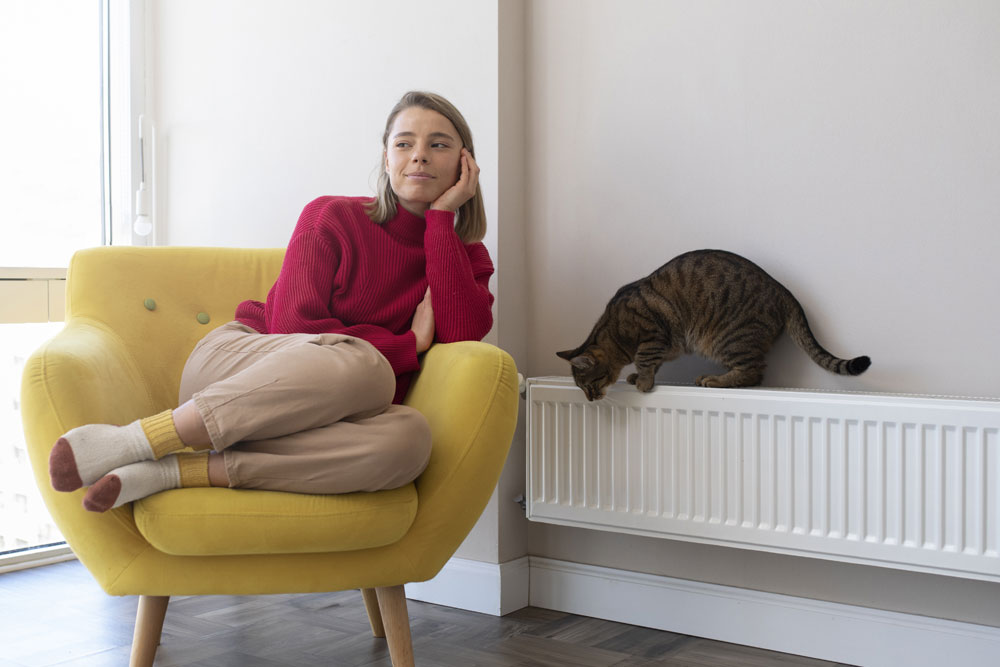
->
[[178, 321, 431, 494]]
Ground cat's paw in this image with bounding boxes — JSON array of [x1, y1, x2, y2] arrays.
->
[[635, 376, 655, 392], [696, 374, 723, 388], [626, 373, 638, 385], [697, 371, 760, 388]]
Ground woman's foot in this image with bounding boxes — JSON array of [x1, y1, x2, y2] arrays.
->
[[49, 410, 185, 492], [82, 452, 211, 512]]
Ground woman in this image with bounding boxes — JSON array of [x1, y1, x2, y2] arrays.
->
[[48, 91, 494, 511]]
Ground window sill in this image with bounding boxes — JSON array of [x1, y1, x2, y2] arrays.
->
[[0, 543, 75, 574]]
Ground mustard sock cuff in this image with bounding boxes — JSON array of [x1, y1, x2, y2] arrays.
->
[[177, 452, 211, 488], [140, 410, 185, 459]]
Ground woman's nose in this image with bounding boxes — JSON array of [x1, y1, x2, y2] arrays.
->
[[411, 145, 429, 163]]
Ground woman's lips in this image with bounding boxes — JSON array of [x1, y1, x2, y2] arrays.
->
[[406, 172, 434, 180]]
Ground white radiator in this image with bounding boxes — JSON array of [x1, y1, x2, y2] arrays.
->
[[526, 377, 1000, 582]]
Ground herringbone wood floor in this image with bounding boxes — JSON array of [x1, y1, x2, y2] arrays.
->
[[0, 559, 850, 666]]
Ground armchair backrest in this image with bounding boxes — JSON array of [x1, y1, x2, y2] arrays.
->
[[65, 246, 284, 409]]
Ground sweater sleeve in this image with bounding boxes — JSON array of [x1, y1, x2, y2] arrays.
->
[[424, 209, 495, 343], [264, 202, 421, 376]]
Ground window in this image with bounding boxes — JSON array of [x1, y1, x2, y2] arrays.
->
[[0, 0, 105, 268], [0, 0, 137, 564], [1, 322, 67, 557]]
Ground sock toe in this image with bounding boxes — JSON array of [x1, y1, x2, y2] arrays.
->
[[82, 475, 122, 512], [50, 438, 84, 492]]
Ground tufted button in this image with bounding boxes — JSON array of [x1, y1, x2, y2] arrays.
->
[[196, 312, 211, 325], [143, 298, 156, 311]]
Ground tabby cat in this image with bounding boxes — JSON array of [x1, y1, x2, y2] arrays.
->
[[556, 249, 870, 401]]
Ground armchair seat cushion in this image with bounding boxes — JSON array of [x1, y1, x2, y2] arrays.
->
[[133, 484, 417, 556]]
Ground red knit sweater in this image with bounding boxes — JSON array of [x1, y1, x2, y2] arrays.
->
[[235, 196, 494, 403]]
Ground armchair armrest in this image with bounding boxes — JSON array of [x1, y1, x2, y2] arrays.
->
[[21, 318, 160, 580], [400, 341, 519, 579]]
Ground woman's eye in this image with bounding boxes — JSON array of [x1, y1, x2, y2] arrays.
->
[[395, 142, 410, 148], [432, 142, 448, 149]]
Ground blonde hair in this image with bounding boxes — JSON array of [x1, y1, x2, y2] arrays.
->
[[366, 91, 486, 244]]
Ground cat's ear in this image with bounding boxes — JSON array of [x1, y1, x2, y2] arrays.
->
[[557, 343, 589, 360], [569, 354, 597, 371], [558, 347, 597, 371]]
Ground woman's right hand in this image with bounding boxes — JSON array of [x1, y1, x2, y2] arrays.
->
[[430, 148, 479, 213], [411, 287, 435, 353]]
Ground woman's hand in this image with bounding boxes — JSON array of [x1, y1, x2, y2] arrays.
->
[[411, 287, 435, 353], [430, 148, 480, 213]]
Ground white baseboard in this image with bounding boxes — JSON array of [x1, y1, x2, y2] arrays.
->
[[405, 555, 529, 616], [405, 554, 1000, 666], [529, 556, 1000, 667]]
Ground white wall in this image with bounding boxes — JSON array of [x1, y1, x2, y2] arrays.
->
[[528, 0, 1000, 399], [496, 0, 530, 563], [149, 0, 499, 267], [525, 0, 1000, 626]]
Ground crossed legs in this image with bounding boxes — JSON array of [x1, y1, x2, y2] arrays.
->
[[50, 321, 432, 509]]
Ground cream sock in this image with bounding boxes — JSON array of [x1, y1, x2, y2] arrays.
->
[[82, 453, 211, 512], [49, 410, 185, 492]]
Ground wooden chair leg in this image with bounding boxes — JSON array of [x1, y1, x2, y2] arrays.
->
[[361, 588, 386, 637], [375, 585, 414, 667], [129, 595, 169, 667]]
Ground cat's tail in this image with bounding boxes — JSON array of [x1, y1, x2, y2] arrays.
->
[[785, 302, 871, 376]]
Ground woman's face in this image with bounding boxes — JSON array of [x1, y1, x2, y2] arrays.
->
[[385, 106, 463, 216]]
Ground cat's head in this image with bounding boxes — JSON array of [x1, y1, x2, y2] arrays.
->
[[556, 347, 617, 401]]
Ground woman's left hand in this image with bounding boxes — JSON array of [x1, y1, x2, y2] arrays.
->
[[411, 287, 435, 353], [430, 148, 479, 213]]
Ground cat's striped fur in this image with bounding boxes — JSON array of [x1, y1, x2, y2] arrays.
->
[[556, 249, 870, 401]]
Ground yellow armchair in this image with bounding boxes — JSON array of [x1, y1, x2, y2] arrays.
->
[[20, 246, 519, 666]]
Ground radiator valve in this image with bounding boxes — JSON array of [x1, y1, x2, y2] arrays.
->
[[513, 493, 526, 511]]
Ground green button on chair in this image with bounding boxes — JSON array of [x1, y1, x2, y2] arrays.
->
[[20, 246, 519, 666]]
